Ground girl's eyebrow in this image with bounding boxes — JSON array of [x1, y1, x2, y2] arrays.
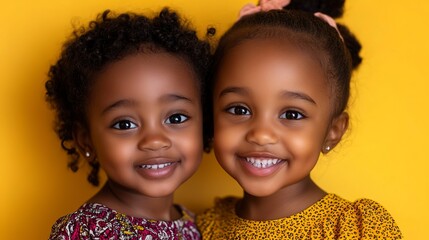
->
[[218, 87, 249, 99], [280, 90, 316, 105], [218, 87, 316, 105], [160, 94, 192, 103], [102, 94, 192, 115], [102, 99, 136, 115]]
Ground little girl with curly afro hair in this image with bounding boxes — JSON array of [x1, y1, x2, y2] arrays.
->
[[46, 8, 212, 239]]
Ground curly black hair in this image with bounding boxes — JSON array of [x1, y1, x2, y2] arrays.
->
[[45, 8, 213, 186], [203, 1, 362, 145]]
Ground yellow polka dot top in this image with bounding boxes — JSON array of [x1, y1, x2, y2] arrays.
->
[[196, 194, 402, 239]]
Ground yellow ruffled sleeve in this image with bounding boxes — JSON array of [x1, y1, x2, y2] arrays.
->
[[338, 198, 402, 239]]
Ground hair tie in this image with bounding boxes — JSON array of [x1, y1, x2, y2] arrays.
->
[[239, 0, 291, 19]]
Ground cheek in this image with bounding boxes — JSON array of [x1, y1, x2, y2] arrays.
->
[[171, 125, 203, 161], [94, 137, 135, 169], [213, 113, 244, 160], [286, 124, 327, 158], [289, 136, 320, 160], [86, 121, 133, 161], [95, 139, 136, 178]]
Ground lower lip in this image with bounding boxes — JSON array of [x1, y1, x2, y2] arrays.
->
[[135, 162, 179, 180], [239, 157, 286, 177]]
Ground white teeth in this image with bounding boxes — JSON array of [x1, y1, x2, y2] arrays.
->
[[245, 157, 281, 169], [140, 162, 172, 170]]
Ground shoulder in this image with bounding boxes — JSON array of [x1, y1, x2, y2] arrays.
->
[[49, 203, 118, 239], [352, 198, 402, 238], [331, 195, 403, 239], [196, 196, 239, 235]]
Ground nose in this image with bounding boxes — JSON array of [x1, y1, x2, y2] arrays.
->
[[138, 127, 172, 151], [245, 117, 278, 146]]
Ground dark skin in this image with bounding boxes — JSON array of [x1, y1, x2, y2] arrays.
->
[[237, 176, 325, 220], [89, 183, 182, 221], [75, 53, 203, 221], [213, 38, 348, 220]]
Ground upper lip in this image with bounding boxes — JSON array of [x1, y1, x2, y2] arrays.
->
[[134, 157, 179, 167]]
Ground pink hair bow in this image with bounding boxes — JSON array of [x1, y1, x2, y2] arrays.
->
[[238, 0, 291, 19], [238, 0, 343, 41]]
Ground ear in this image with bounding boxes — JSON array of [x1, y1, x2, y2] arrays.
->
[[322, 112, 349, 154], [73, 123, 94, 159]]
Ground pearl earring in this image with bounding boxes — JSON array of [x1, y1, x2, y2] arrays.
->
[[85, 152, 90, 158], [325, 146, 331, 152]]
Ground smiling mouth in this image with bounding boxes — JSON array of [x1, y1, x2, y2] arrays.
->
[[244, 157, 283, 169], [137, 162, 174, 170]]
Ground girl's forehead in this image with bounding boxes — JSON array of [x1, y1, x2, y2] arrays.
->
[[88, 53, 201, 108], [214, 38, 331, 106], [217, 38, 326, 84], [94, 53, 199, 89]]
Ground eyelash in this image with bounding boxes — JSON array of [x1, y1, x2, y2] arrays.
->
[[164, 113, 190, 124], [111, 120, 138, 130], [279, 110, 306, 120], [226, 105, 306, 120], [111, 113, 190, 130], [226, 105, 251, 115]]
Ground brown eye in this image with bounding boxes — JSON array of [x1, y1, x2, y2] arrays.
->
[[227, 106, 251, 115], [112, 120, 137, 129], [280, 110, 304, 120], [165, 114, 189, 124]]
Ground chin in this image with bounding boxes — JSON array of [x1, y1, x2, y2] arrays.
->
[[240, 182, 278, 197], [246, 190, 277, 197], [141, 184, 180, 198]]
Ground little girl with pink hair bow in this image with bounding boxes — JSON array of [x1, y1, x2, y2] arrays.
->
[[196, 0, 401, 239]]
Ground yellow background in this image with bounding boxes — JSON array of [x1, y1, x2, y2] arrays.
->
[[1, 0, 428, 238]]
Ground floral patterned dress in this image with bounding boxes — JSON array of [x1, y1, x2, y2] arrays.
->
[[49, 203, 200, 240]]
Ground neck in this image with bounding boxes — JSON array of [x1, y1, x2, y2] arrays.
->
[[237, 176, 326, 220], [89, 180, 180, 221]]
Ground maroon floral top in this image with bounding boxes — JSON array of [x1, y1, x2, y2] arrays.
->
[[49, 203, 200, 240]]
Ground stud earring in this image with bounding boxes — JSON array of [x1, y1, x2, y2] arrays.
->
[[85, 152, 91, 158], [325, 146, 331, 152]]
